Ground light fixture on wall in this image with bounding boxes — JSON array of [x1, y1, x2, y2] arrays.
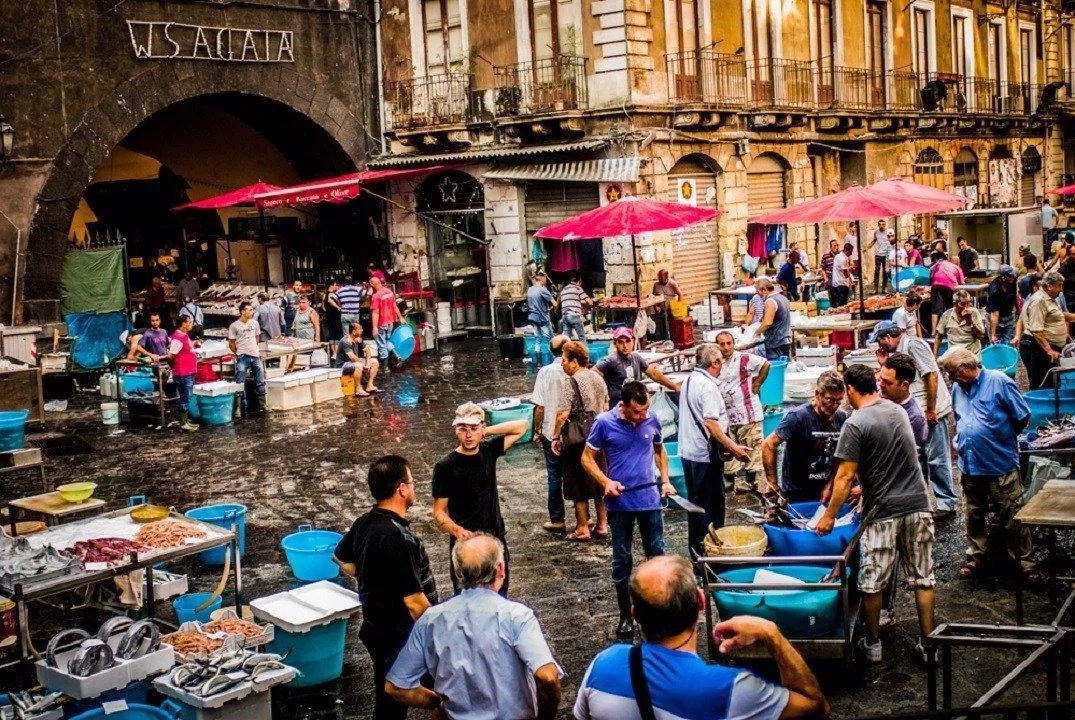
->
[[0, 115, 14, 172]]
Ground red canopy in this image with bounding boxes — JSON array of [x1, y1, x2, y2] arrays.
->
[[1049, 184, 1075, 196], [749, 178, 969, 225], [172, 182, 283, 211], [534, 195, 720, 240], [254, 166, 452, 209]]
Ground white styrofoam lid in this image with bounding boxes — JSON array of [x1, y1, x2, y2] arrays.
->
[[290, 581, 361, 615], [250, 593, 326, 627]]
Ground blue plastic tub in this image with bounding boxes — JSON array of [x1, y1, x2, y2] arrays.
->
[[64, 679, 151, 718], [758, 357, 787, 407], [486, 402, 535, 444], [0, 409, 29, 452], [981, 344, 1019, 378], [185, 504, 247, 565], [762, 409, 785, 437], [712, 564, 843, 639], [763, 502, 860, 557], [391, 324, 416, 362], [281, 529, 344, 582], [891, 266, 930, 291], [185, 394, 200, 421], [523, 334, 539, 359], [120, 370, 155, 395], [663, 441, 679, 457], [1024, 389, 1075, 430], [70, 704, 178, 720], [267, 617, 348, 687], [588, 340, 612, 364], [172, 592, 222, 624], [196, 394, 235, 426]]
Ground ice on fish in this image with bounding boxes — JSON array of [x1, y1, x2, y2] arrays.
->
[[751, 569, 807, 595]]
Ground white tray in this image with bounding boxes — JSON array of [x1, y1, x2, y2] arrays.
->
[[249, 581, 360, 634], [153, 665, 294, 709], [36, 638, 175, 699], [193, 381, 244, 397]]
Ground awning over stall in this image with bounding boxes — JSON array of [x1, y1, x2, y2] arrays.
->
[[253, 166, 451, 209], [482, 157, 642, 183]]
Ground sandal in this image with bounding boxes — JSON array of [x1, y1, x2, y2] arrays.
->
[[566, 530, 591, 542], [592, 527, 610, 540], [958, 559, 981, 579]]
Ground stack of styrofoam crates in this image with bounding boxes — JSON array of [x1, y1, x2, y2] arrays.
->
[[265, 372, 316, 411], [797, 346, 837, 368], [311, 368, 344, 404]]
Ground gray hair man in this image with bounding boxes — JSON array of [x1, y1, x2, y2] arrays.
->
[[714, 330, 771, 494], [941, 349, 1034, 581], [574, 556, 828, 719], [1019, 270, 1075, 389], [754, 278, 792, 361], [678, 344, 751, 555], [934, 288, 986, 356], [386, 534, 562, 720]]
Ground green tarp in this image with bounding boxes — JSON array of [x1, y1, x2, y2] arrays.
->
[[61, 248, 126, 315]]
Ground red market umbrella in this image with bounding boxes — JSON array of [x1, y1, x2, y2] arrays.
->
[[172, 181, 282, 211], [535, 195, 721, 305], [1049, 183, 1075, 196], [254, 166, 453, 209]]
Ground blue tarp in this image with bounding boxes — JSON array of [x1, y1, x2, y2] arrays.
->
[[64, 312, 131, 370]]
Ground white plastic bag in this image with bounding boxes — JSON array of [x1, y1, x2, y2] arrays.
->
[[309, 349, 330, 367], [649, 389, 679, 440]]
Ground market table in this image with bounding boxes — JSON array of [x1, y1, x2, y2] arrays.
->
[[1, 507, 239, 671], [1014, 479, 1075, 624], [7, 492, 107, 535], [791, 318, 879, 349]]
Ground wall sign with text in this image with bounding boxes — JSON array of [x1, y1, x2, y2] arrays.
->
[[126, 20, 295, 63]]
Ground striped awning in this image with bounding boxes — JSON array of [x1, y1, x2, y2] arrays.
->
[[366, 140, 609, 168], [483, 157, 643, 183]]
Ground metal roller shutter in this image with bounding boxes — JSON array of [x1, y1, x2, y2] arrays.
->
[[1021, 172, 1037, 207], [524, 183, 599, 237], [667, 175, 720, 303], [747, 171, 787, 215]]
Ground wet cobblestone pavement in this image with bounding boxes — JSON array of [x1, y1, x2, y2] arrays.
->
[[4, 340, 1067, 718]]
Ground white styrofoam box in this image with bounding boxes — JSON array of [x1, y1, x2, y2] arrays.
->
[[153, 665, 294, 712], [144, 571, 189, 601], [312, 378, 343, 404], [37, 640, 175, 699], [250, 581, 360, 634], [193, 381, 244, 397], [266, 340, 320, 354], [796, 346, 837, 367], [265, 384, 313, 411], [842, 349, 880, 370], [264, 367, 285, 379]]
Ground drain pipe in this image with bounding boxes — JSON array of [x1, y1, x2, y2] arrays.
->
[[0, 207, 20, 325], [373, 0, 388, 156]]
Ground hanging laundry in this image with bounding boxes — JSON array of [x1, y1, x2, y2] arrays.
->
[[547, 239, 582, 273], [765, 225, 786, 256], [747, 223, 767, 259], [530, 237, 546, 267]]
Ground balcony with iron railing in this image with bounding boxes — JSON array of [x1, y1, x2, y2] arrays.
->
[[385, 72, 477, 132], [665, 51, 749, 106], [492, 55, 588, 116], [746, 58, 815, 109], [918, 73, 1040, 116], [826, 66, 885, 110]]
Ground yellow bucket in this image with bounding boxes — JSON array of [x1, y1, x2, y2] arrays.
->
[[669, 300, 689, 319]]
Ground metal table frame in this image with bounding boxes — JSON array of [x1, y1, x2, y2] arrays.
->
[[0, 508, 240, 672]]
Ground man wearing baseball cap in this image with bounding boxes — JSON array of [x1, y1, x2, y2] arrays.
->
[[594, 327, 680, 406], [987, 265, 1019, 345], [872, 319, 956, 515], [432, 402, 529, 596]]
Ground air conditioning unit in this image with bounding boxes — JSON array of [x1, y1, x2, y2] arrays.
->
[[733, 138, 750, 156]]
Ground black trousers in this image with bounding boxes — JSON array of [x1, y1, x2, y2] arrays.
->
[[683, 455, 726, 556], [1021, 338, 1060, 390], [359, 629, 409, 720], [829, 285, 850, 308], [449, 536, 510, 596]]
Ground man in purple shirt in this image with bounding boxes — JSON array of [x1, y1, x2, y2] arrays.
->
[[582, 380, 675, 640]]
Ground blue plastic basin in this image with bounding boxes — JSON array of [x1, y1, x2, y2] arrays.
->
[[762, 409, 785, 437], [267, 617, 348, 687], [70, 704, 178, 720], [763, 502, 860, 557], [486, 402, 535, 444], [758, 357, 787, 407], [185, 503, 247, 565], [1024, 389, 1075, 430], [172, 592, 222, 624], [588, 340, 612, 364], [712, 564, 843, 639], [281, 529, 344, 582], [891, 266, 930, 291], [390, 324, 416, 362], [120, 370, 155, 395], [196, 393, 235, 426], [981, 344, 1019, 378], [0, 409, 29, 452]]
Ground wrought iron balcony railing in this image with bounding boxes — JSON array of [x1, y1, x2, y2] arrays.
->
[[385, 72, 476, 131], [665, 51, 749, 106], [492, 55, 588, 116]]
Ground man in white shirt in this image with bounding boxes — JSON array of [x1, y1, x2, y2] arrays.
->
[[228, 301, 265, 414], [830, 243, 855, 308], [891, 294, 923, 338], [714, 331, 770, 494], [677, 344, 750, 555], [1042, 197, 1059, 249], [867, 219, 893, 292], [531, 334, 569, 533]]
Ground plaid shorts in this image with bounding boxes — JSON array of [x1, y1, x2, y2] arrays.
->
[[858, 511, 936, 594]]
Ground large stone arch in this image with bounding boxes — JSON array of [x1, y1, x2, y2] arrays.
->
[[21, 64, 366, 321]]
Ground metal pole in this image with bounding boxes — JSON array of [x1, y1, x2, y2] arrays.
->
[[855, 219, 866, 316], [631, 234, 641, 308], [259, 208, 270, 287]]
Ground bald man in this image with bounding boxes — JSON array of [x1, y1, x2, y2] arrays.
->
[[387, 534, 562, 720], [575, 556, 828, 720]]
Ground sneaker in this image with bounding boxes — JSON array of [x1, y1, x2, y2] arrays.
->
[[879, 609, 894, 628], [542, 521, 566, 534], [180, 421, 200, 432], [858, 636, 883, 663]]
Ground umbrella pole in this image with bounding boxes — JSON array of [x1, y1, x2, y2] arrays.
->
[[631, 234, 641, 308], [259, 208, 270, 288], [856, 219, 866, 317]]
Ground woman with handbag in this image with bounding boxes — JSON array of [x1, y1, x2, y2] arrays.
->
[[552, 341, 610, 542]]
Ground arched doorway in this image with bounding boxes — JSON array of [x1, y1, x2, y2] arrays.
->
[[667, 154, 722, 302], [417, 170, 488, 330], [913, 148, 944, 189], [24, 91, 360, 321], [989, 145, 1017, 207], [1021, 147, 1042, 206], [953, 148, 979, 206]]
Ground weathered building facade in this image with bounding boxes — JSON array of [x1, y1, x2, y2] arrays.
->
[[0, 0, 377, 322], [374, 0, 1071, 304]]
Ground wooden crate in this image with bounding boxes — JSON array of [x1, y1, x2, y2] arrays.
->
[[0, 448, 42, 468], [265, 384, 313, 411], [312, 378, 343, 404]]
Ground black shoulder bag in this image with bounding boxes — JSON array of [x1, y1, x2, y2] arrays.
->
[[684, 374, 730, 461], [561, 377, 596, 451], [629, 644, 658, 720]]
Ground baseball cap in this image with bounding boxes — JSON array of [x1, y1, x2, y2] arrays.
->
[[452, 402, 486, 426], [612, 327, 634, 340], [998, 264, 1016, 278], [371, 270, 387, 282], [867, 319, 904, 344]]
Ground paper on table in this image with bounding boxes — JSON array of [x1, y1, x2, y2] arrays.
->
[[752, 569, 806, 595], [102, 700, 128, 715]]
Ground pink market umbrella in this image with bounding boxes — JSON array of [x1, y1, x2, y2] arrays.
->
[[1049, 183, 1075, 196], [749, 178, 968, 316], [535, 195, 720, 305], [172, 181, 283, 210]]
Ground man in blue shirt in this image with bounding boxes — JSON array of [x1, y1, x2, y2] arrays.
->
[[386, 534, 562, 720], [942, 349, 1034, 580], [583, 380, 674, 639], [526, 271, 556, 360], [574, 555, 827, 720]]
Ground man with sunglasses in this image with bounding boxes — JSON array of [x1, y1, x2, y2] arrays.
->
[[432, 402, 529, 596]]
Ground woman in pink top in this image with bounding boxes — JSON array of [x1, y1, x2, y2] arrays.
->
[[170, 315, 201, 431], [929, 250, 965, 326]]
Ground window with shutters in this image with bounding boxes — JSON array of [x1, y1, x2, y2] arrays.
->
[[666, 0, 703, 98], [866, 1, 886, 105], [746, 0, 776, 102], [910, 5, 934, 78], [987, 21, 1005, 85], [423, 0, 465, 76], [914, 148, 944, 190], [813, 0, 835, 104], [1064, 26, 1075, 89]]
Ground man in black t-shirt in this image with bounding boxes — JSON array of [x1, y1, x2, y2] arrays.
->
[[334, 456, 436, 720], [432, 402, 528, 596]]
